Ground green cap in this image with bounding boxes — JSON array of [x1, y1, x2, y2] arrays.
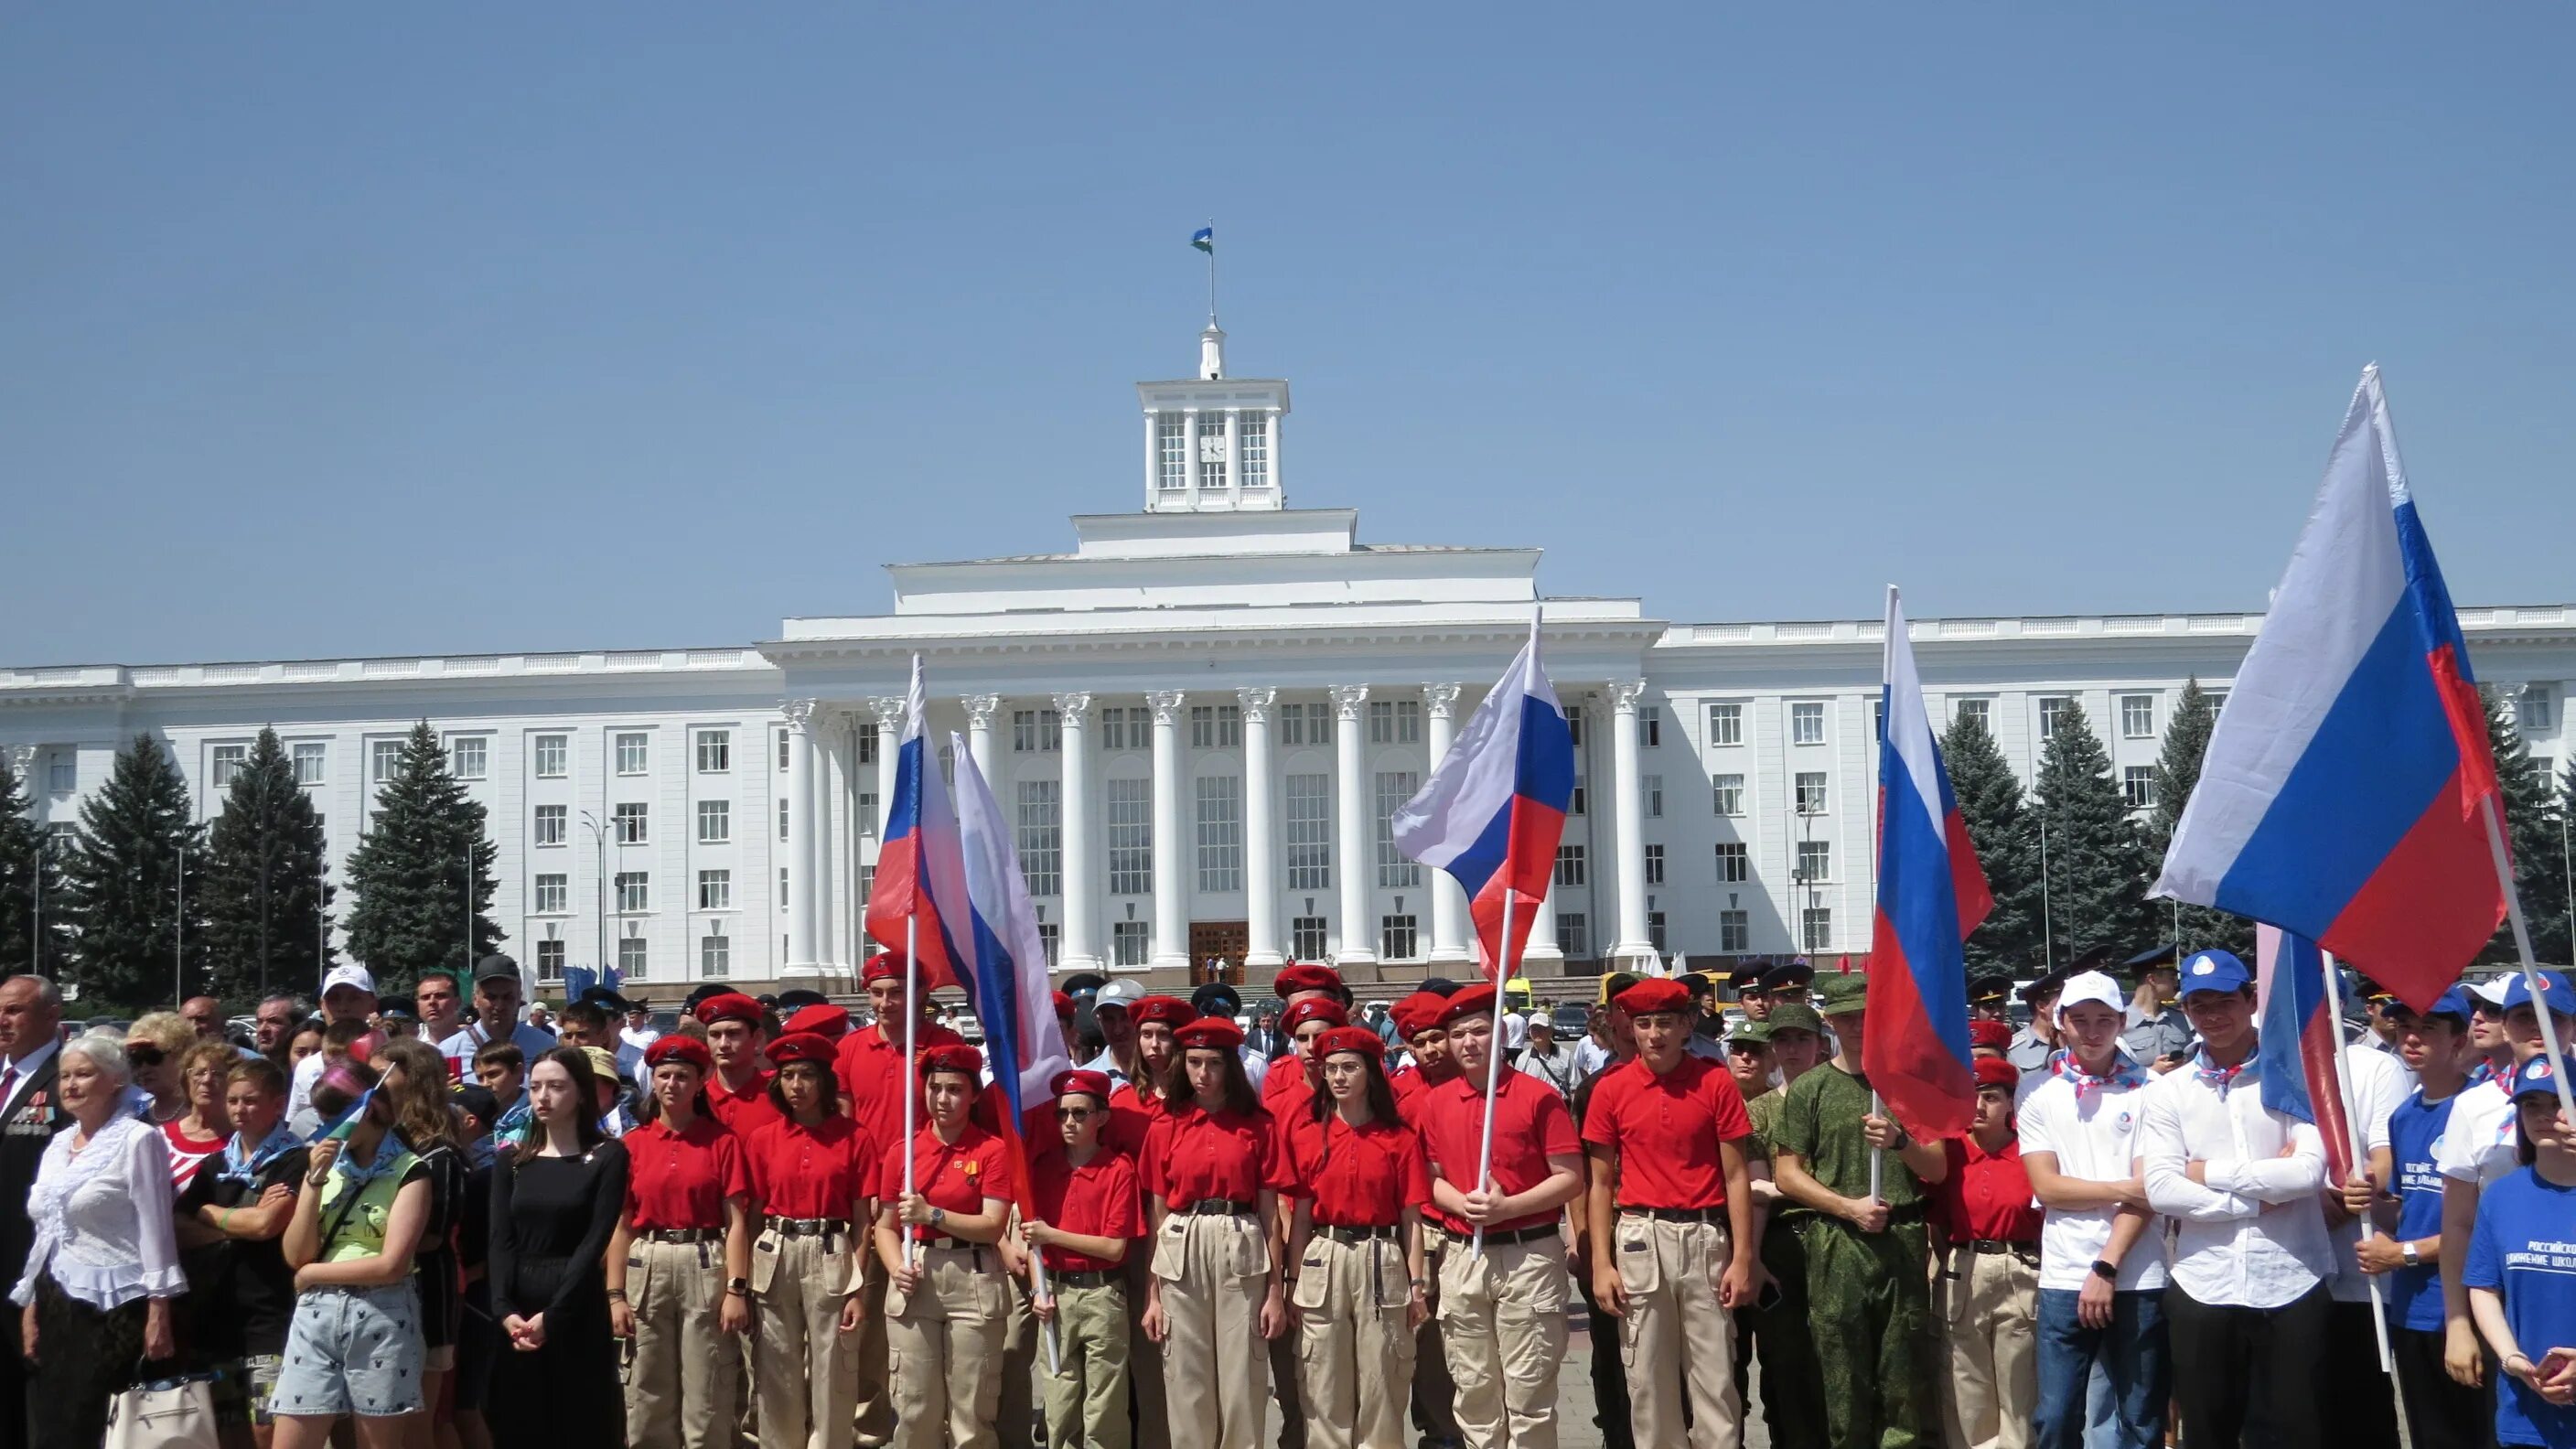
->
[[1726, 1019, 1775, 1046], [1815, 971, 1871, 1015], [1765, 1001, 1826, 1036]]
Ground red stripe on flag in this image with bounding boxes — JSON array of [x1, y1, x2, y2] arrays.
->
[[2428, 644, 2500, 817], [2323, 762, 2504, 1013], [2298, 1007, 2356, 1186], [1860, 923, 1976, 1141], [1943, 807, 1993, 939]]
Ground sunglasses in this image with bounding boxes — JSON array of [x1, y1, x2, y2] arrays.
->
[[124, 1045, 166, 1067], [1056, 1107, 1096, 1122]]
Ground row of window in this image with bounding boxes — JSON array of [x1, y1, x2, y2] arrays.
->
[[1153, 411, 1273, 493], [209, 740, 331, 788]]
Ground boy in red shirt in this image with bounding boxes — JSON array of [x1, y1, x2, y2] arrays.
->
[[1024, 1069, 1143, 1449]]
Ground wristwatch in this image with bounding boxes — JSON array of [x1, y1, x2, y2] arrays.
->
[[2401, 1241, 2422, 1269], [2088, 1260, 2119, 1283], [930, 1207, 947, 1229], [726, 1277, 751, 1298]]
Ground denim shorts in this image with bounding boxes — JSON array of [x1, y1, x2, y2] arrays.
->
[[271, 1283, 425, 1419]]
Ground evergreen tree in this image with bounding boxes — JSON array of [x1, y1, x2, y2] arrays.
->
[[59, 733, 209, 1009], [2480, 693, 2571, 966], [2141, 679, 2252, 959], [344, 722, 500, 995], [2030, 700, 2154, 966], [0, 751, 70, 978], [1940, 711, 2045, 971], [201, 728, 336, 1004]]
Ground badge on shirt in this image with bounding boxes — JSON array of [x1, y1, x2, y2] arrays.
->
[[961, 1157, 982, 1184]]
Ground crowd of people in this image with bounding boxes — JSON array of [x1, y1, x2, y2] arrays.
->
[[0, 944, 2572, 1449]]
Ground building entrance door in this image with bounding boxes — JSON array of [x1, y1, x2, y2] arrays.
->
[[1189, 921, 1249, 984]]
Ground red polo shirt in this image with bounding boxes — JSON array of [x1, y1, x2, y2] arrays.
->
[[1103, 1082, 1170, 1161], [707, 1069, 782, 1138], [624, 1115, 750, 1231], [1027, 1144, 1143, 1273], [1934, 1136, 2043, 1243], [1141, 1104, 1293, 1211], [1288, 1114, 1432, 1229], [1263, 1052, 1318, 1118], [746, 1114, 877, 1222], [836, 1018, 968, 1150], [1389, 1066, 1458, 1129], [883, 1122, 1015, 1240], [1578, 1054, 1754, 1210], [1417, 1068, 1581, 1234]]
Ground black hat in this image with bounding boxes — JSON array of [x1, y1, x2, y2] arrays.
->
[[2120, 942, 2180, 973], [1968, 973, 2015, 1005], [1678, 971, 1716, 994], [574, 984, 635, 1014], [1420, 978, 1465, 999], [1759, 961, 1815, 993], [1058, 971, 1112, 999], [682, 982, 735, 1014], [2018, 968, 2071, 1004], [1191, 982, 1243, 1019], [472, 953, 521, 983], [774, 988, 829, 1012], [379, 1002, 417, 1022], [453, 1084, 499, 1126]]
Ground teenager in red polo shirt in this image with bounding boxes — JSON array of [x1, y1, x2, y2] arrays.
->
[[1418, 982, 1586, 1449], [1262, 996, 1350, 1121], [606, 1035, 755, 1449], [744, 1031, 876, 1449], [873, 1043, 1015, 1449], [1384, 988, 1467, 1449], [1023, 1068, 1143, 1449], [1100, 993, 1191, 1449], [695, 993, 783, 1138], [1581, 975, 1760, 1449], [1933, 1055, 2044, 1449]]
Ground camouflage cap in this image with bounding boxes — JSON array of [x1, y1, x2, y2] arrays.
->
[[1815, 971, 1871, 1016], [1765, 1001, 1826, 1036]]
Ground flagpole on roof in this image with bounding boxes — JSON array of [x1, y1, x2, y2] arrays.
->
[[1205, 218, 1218, 327]]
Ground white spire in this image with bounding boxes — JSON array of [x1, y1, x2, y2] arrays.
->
[[1200, 323, 1227, 381]]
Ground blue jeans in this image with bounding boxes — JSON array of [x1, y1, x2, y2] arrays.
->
[[2034, 1287, 2170, 1449]]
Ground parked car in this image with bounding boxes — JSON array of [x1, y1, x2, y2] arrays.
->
[[1551, 1004, 1591, 1037]]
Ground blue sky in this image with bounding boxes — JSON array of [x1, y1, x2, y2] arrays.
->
[[5, 5, 2571, 666]]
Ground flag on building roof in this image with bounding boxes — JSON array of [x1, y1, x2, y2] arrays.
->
[[2152, 366, 2504, 1011], [2256, 926, 2358, 1184], [1191, 225, 1214, 253], [950, 732, 1074, 1215], [863, 656, 965, 991]]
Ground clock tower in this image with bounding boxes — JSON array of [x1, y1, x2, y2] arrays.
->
[[1136, 327, 1289, 513]]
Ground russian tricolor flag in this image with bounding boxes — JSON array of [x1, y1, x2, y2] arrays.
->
[[2153, 367, 2505, 1012], [2255, 927, 2359, 1185], [863, 656, 966, 991], [1391, 616, 1576, 981], [950, 733, 1075, 1215], [1863, 587, 1993, 1141]]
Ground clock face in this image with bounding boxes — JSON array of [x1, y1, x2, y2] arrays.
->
[[1199, 432, 1228, 462]]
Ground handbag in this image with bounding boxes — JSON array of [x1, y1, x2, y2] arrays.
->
[[104, 1370, 221, 1449]]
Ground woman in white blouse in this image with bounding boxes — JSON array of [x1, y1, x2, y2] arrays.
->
[[10, 1033, 187, 1446]]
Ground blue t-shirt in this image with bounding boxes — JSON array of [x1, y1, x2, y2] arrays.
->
[[2463, 1167, 2576, 1448], [2387, 1089, 2463, 1331]]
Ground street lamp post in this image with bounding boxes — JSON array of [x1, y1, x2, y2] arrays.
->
[[580, 810, 608, 987], [2039, 815, 2055, 972]]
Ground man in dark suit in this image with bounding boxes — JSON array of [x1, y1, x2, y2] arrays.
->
[[0, 975, 70, 1449]]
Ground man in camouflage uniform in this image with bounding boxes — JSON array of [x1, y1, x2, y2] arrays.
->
[[1731, 1009, 1830, 1449], [1771, 972, 1950, 1449]]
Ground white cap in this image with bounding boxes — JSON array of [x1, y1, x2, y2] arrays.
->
[[2468, 972, 2519, 1007], [321, 964, 377, 998], [1094, 979, 1145, 1011], [2054, 970, 2124, 1023]]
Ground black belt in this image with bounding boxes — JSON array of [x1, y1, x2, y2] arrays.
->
[[1318, 1224, 1400, 1245], [639, 1227, 723, 1244], [1187, 1199, 1256, 1217], [1048, 1269, 1122, 1290], [1442, 1223, 1556, 1247], [1622, 1207, 1727, 1225], [1960, 1239, 2039, 1259], [773, 1218, 853, 1238]]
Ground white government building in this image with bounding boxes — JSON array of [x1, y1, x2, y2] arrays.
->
[[7, 323, 2573, 1002]]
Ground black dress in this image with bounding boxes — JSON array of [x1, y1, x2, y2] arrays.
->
[[488, 1139, 628, 1449]]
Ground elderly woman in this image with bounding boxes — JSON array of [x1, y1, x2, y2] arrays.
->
[[127, 1010, 196, 1124], [166, 1038, 237, 1193], [10, 1033, 188, 1446]]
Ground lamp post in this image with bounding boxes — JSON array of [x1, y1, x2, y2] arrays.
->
[[2038, 814, 2055, 972], [175, 845, 188, 1006], [580, 810, 609, 987]]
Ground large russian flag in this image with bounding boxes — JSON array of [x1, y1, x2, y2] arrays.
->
[[1391, 615, 1576, 981], [1863, 587, 1993, 1141], [2255, 926, 2359, 1185], [863, 655, 966, 991], [2152, 367, 2503, 1012], [950, 733, 1075, 1214]]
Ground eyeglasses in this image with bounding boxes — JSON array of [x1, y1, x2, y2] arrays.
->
[[124, 1045, 166, 1067], [1056, 1107, 1095, 1122]]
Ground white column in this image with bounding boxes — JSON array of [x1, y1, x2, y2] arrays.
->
[[1055, 693, 1100, 972], [1422, 683, 1471, 964], [1607, 681, 1653, 964], [963, 695, 1000, 780], [783, 698, 819, 970], [1238, 688, 1281, 968], [1147, 691, 1190, 971], [1181, 412, 1201, 510], [810, 710, 841, 971], [1222, 409, 1241, 504], [1328, 684, 1378, 967], [1142, 410, 1158, 504], [1267, 406, 1284, 496]]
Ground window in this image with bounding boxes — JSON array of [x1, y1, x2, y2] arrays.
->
[[533, 735, 567, 778], [535, 940, 566, 983], [1797, 840, 1832, 883], [2207, 690, 2227, 715], [1197, 411, 1228, 490], [1239, 411, 1270, 488], [449, 736, 488, 780], [1648, 910, 1668, 953], [1368, 700, 1422, 746], [2038, 698, 2070, 740], [1644, 775, 1664, 818], [1874, 699, 1885, 743], [697, 730, 731, 773], [856, 727, 875, 766], [856, 864, 871, 912], [1191, 705, 1242, 749], [1790, 702, 1826, 746], [615, 802, 649, 843], [1707, 703, 1744, 746], [1379, 915, 1420, 961], [1555, 844, 1587, 887], [2123, 766, 2160, 810], [292, 742, 327, 785], [778, 868, 789, 910], [777, 731, 791, 772], [1279, 703, 1330, 747], [618, 936, 649, 981], [1557, 913, 1590, 959], [1014, 709, 1062, 754], [1112, 920, 1150, 968], [1795, 772, 1828, 815], [699, 934, 727, 979], [1955, 697, 1991, 728], [46, 757, 73, 794], [533, 805, 567, 846], [532, 875, 568, 914], [1712, 774, 1745, 816], [1375, 772, 1422, 887], [615, 732, 649, 775], [1100, 707, 1136, 751], [1036, 922, 1060, 967], [1017, 781, 1062, 896], [1156, 413, 1188, 492], [615, 872, 649, 912], [1292, 917, 1329, 961], [1569, 780, 1586, 817], [372, 739, 402, 783], [1285, 774, 1332, 889], [2522, 686, 2557, 732], [858, 791, 879, 837], [698, 869, 732, 910], [1107, 778, 1154, 895], [1636, 705, 1661, 748], [1719, 909, 1750, 952], [696, 800, 730, 844], [1196, 776, 1244, 893], [1565, 706, 1585, 747], [1644, 843, 1665, 886], [1715, 843, 1749, 883], [2120, 695, 2156, 739], [778, 798, 790, 842], [1801, 907, 1833, 952], [211, 744, 247, 787]]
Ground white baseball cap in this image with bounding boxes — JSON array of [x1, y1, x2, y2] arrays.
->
[[2467, 972, 2520, 1007], [2054, 970, 2124, 1023], [321, 964, 377, 998]]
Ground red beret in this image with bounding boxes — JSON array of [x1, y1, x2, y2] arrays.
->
[[692, 992, 762, 1027], [1280, 998, 1349, 1035], [861, 951, 907, 986], [1438, 983, 1499, 1029], [783, 1003, 852, 1042], [1966, 1020, 2012, 1049], [764, 1032, 836, 1069], [1273, 963, 1344, 998], [1391, 991, 1450, 1040], [1312, 1025, 1385, 1061], [1973, 1057, 2021, 1090], [1131, 995, 1196, 1030], [645, 1036, 714, 1074], [1052, 990, 1076, 1016], [1175, 1017, 1246, 1052], [1051, 1068, 1114, 1103], [918, 1043, 983, 1079], [1615, 979, 1693, 1016]]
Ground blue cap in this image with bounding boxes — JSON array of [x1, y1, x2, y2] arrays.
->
[[2420, 986, 2474, 1025], [2178, 950, 2252, 998], [2501, 971, 2576, 1017], [2510, 1055, 2564, 1101]]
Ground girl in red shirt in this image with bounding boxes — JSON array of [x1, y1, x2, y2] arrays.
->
[[1932, 1056, 2044, 1449], [746, 1032, 877, 1449], [1285, 1025, 1432, 1449], [873, 1044, 1014, 1449], [605, 1036, 753, 1449], [1140, 1016, 1294, 1449]]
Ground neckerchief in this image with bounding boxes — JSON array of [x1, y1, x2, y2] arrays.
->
[[2467, 1057, 2500, 1089], [2192, 1047, 2257, 1094], [215, 1122, 302, 1186], [2046, 1047, 2147, 1101], [331, 1132, 412, 1190]]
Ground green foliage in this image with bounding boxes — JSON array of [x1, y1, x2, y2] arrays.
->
[[2030, 700, 2154, 966], [1940, 711, 2045, 972], [2142, 679, 2252, 959], [0, 751, 70, 977], [2481, 692, 2571, 966], [343, 722, 501, 997], [59, 733, 208, 1009], [200, 728, 337, 1005]]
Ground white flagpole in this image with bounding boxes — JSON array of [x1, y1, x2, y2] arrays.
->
[[1868, 1088, 1884, 1204], [2318, 950, 2400, 1385], [902, 911, 920, 1272], [2480, 798, 2576, 1123], [1469, 888, 1516, 1259]]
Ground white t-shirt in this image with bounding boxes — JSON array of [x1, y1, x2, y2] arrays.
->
[[2321, 1044, 2406, 1304], [2433, 1078, 2520, 1187], [2016, 1068, 2169, 1293]]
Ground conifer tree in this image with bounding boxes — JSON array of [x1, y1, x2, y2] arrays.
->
[[2142, 679, 2252, 958], [201, 727, 336, 1004], [1940, 711, 2044, 971], [2481, 692, 2571, 965], [59, 733, 209, 1008], [2030, 700, 2153, 967], [343, 722, 500, 995], [0, 750, 70, 978]]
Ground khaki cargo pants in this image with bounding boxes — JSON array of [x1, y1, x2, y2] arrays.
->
[[1935, 1242, 2038, 1449], [626, 1236, 742, 1449], [1611, 1213, 1743, 1449], [750, 1226, 861, 1449], [1292, 1232, 1415, 1449], [886, 1240, 1008, 1449], [852, 1253, 896, 1447], [1039, 1274, 1132, 1449], [1435, 1231, 1567, 1449], [1151, 1209, 1273, 1449]]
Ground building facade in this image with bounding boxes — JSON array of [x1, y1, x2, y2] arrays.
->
[[8, 325, 2574, 1001]]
